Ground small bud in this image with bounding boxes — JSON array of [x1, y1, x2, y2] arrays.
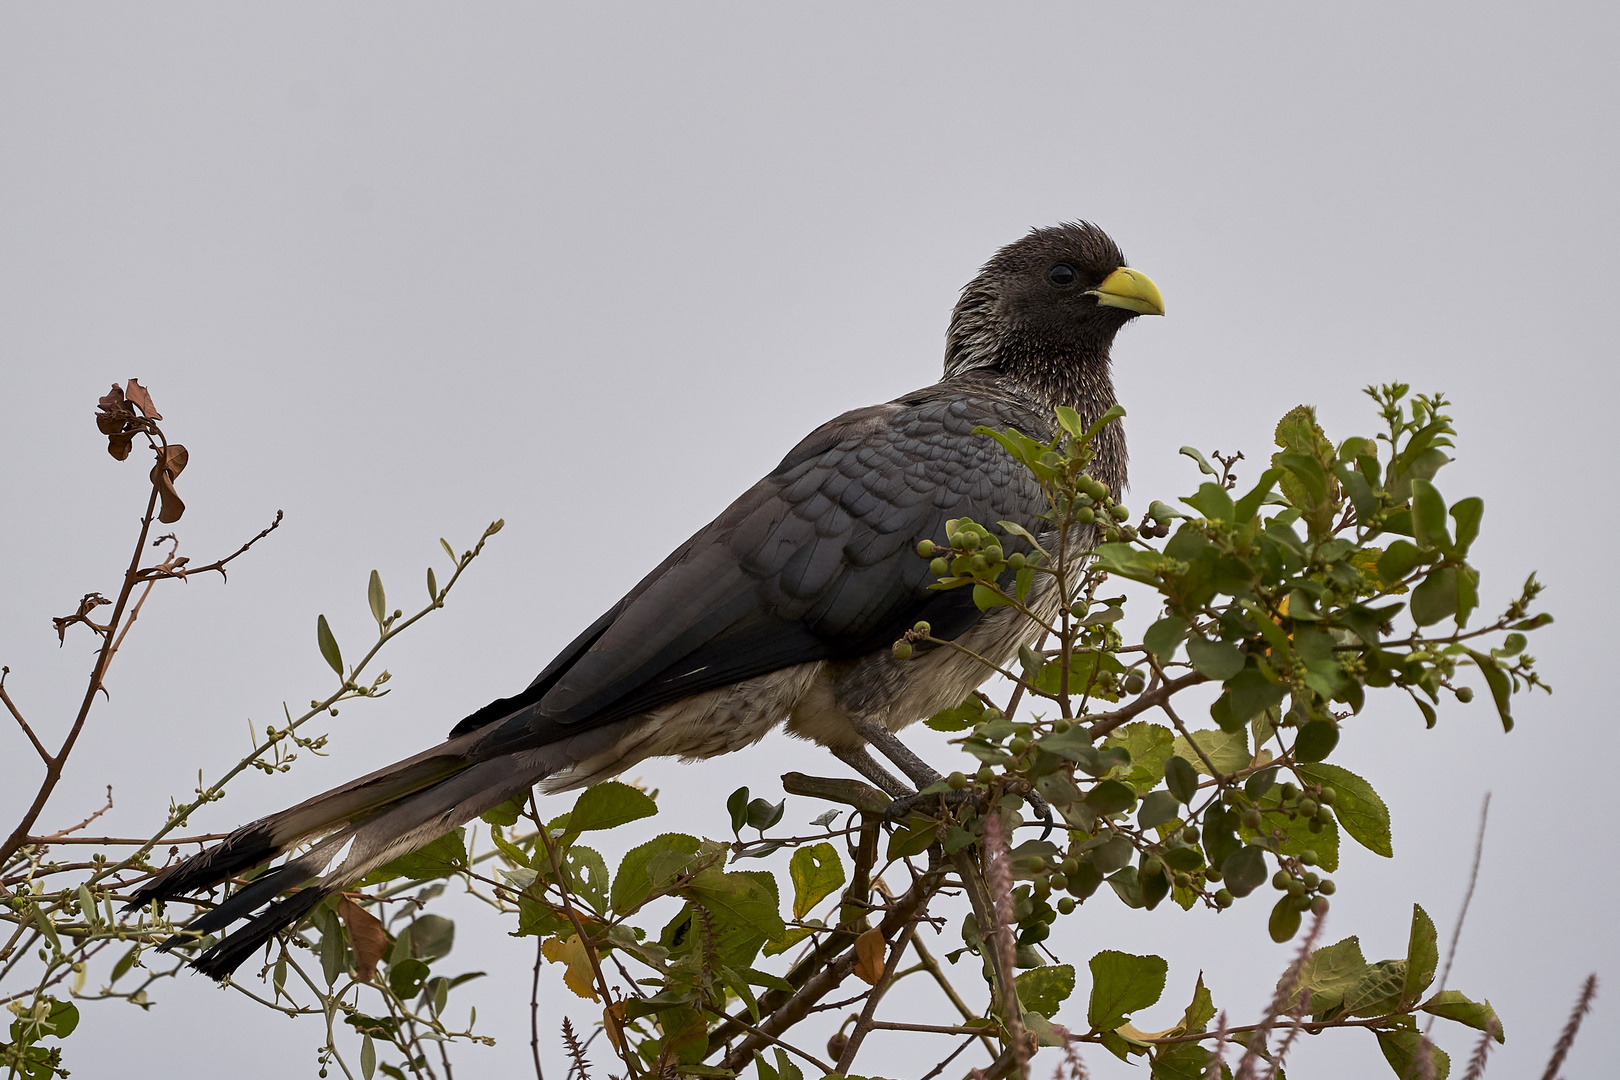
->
[[913, 620, 932, 635]]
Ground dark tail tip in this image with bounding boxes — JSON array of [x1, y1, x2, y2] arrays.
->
[[124, 823, 281, 911], [190, 887, 327, 982]]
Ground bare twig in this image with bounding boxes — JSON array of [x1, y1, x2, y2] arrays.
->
[[531, 935, 546, 1080], [0, 668, 51, 764], [1085, 671, 1208, 740], [31, 787, 114, 842], [1540, 973, 1597, 1080]]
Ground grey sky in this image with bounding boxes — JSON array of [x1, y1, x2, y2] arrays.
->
[[2, 4, 1615, 1077]]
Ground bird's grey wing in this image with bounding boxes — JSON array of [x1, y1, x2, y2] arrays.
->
[[449, 390, 1048, 740]]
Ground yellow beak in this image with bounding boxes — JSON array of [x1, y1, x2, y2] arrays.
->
[[1085, 267, 1165, 316]]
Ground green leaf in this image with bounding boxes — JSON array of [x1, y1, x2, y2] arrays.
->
[[1404, 904, 1438, 1004], [1218, 667, 1288, 728], [426, 566, 438, 603], [1087, 950, 1168, 1030], [1138, 791, 1182, 830], [361, 1033, 376, 1080], [1409, 479, 1452, 552], [611, 833, 703, 914], [1016, 963, 1076, 1016], [1150, 1041, 1214, 1080], [1375, 1028, 1451, 1080], [1420, 990, 1504, 1042], [1183, 482, 1235, 523], [681, 868, 785, 965], [924, 697, 986, 732], [1220, 845, 1268, 898], [1104, 722, 1174, 793], [1294, 719, 1339, 763], [1297, 763, 1392, 857], [1164, 755, 1199, 805], [1232, 468, 1284, 523], [1464, 648, 1514, 732], [317, 614, 343, 676], [886, 816, 940, 860], [566, 781, 658, 836], [727, 786, 749, 833], [788, 843, 845, 919], [1186, 636, 1245, 681], [1342, 958, 1408, 1016], [406, 914, 456, 961], [1180, 973, 1215, 1034], [1172, 727, 1250, 776], [1144, 616, 1190, 660], [481, 792, 528, 828], [368, 570, 387, 626], [1180, 446, 1217, 476], [1450, 496, 1483, 553], [1092, 542, 1165, 585], [1268, 896, 1302, 942], [1085, 780, 1138, 816], [1410, 566, 1458, 626], [361, 829, 467, 885], [1290, 936, 1370, 1016]]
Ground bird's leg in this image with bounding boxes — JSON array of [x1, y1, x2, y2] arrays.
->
[[830, 746, 914, 799], [845, 716, 944, 790]]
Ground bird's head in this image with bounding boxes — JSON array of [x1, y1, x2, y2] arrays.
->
[[944, 222, 1163, 382]]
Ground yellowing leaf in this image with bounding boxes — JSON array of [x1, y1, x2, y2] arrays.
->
[[853, 928, 887, 985], [542, 935, 599, 1001]]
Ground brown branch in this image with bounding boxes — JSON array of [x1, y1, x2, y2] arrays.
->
[[530, 935, 546, 1080], [0, 480, 161, 867], [1085, 671, 1209, 740], [17, 832, 232, 847], [910, 933, 998, 1058], [0, 668, 51, 764], [834, 919, 920, 1073], [32, 786, 114, 842], [138, 510, 283, 584]]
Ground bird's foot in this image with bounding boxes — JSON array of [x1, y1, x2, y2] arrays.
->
[[882, 784, 979, 826]]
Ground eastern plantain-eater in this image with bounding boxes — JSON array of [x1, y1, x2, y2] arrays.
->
[[129, 221, 1164, 979]]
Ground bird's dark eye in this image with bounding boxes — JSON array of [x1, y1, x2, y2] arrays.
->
[[1048, 263, 1077, 286]]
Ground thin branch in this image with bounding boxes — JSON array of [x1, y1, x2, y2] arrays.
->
[[1, 667, 51, 764], [1085, 671, 1208, 740], [31, 786, 114, 842], [137, 510, 283, 584], [910, 933, 998, 1058], [531, 934, 546, 1080]]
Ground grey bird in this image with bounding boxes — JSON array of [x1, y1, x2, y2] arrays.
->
[[129, 222, 1164, 979]]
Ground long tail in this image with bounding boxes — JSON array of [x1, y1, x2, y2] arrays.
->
[[127, 725, 571, 981]]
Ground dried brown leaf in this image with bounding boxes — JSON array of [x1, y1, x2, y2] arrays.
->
[[123, 378, 162, 420], [853, 927, 887, 986], [335, 895, 388, 983], [150, 443, 189, 523], [52, 593, 112, 644], [95, 382, 151, 459]]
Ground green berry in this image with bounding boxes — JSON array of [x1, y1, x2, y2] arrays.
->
[[1049, 873, 1068, 892], [948, 771, 968, 791], [1312, 897, 1330, 916], [1215, 889, 1235, 908], [1318, 786, 1337, 806], [1318, 879, 1336, 895], [1242, 808, 1264, 830], [1298, 798, 1318, 817], [1299, 850, 1317, 866], [913, 620, 932, 635], [1173, 872, 1192, 889], [1109, 504, 1130, 521], [1028, 856, 1046, 873], [1272, 870, 1291, 891], [1008, 552, 1026, 570], [916, 539, 936, 557], [1057, 897, 1076, 915], [892, 642, 913, 660], [1061, 858, 1079, 876], [1009, 736, 1029, 754], [1204, 867, 1222, 883], [1455, 686, 1474, 703], [1302, 871, 1320, 889], [976, 767, 994, 783], [1180, 825, 1200, 843], [1076, 507, 1096, 524], [1143, 859, 1164, 877], [1280, 782, 1300, 802], [1292, 892, 1315, 911], [930, 557, 950, 576], [1307, 818, 1324, 833], [1123, 673, 1146, 695]]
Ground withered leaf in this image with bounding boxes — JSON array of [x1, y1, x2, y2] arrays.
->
[[335, 895, 388, 983], [52, 592, 112, 644], [853, 927, 887, 986], [150, 444, 189, 524], [123, 378, 162, 420], [95, 381, 155, 460]]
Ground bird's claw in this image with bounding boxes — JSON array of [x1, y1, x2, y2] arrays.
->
[[882, 786, 976, 826]]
